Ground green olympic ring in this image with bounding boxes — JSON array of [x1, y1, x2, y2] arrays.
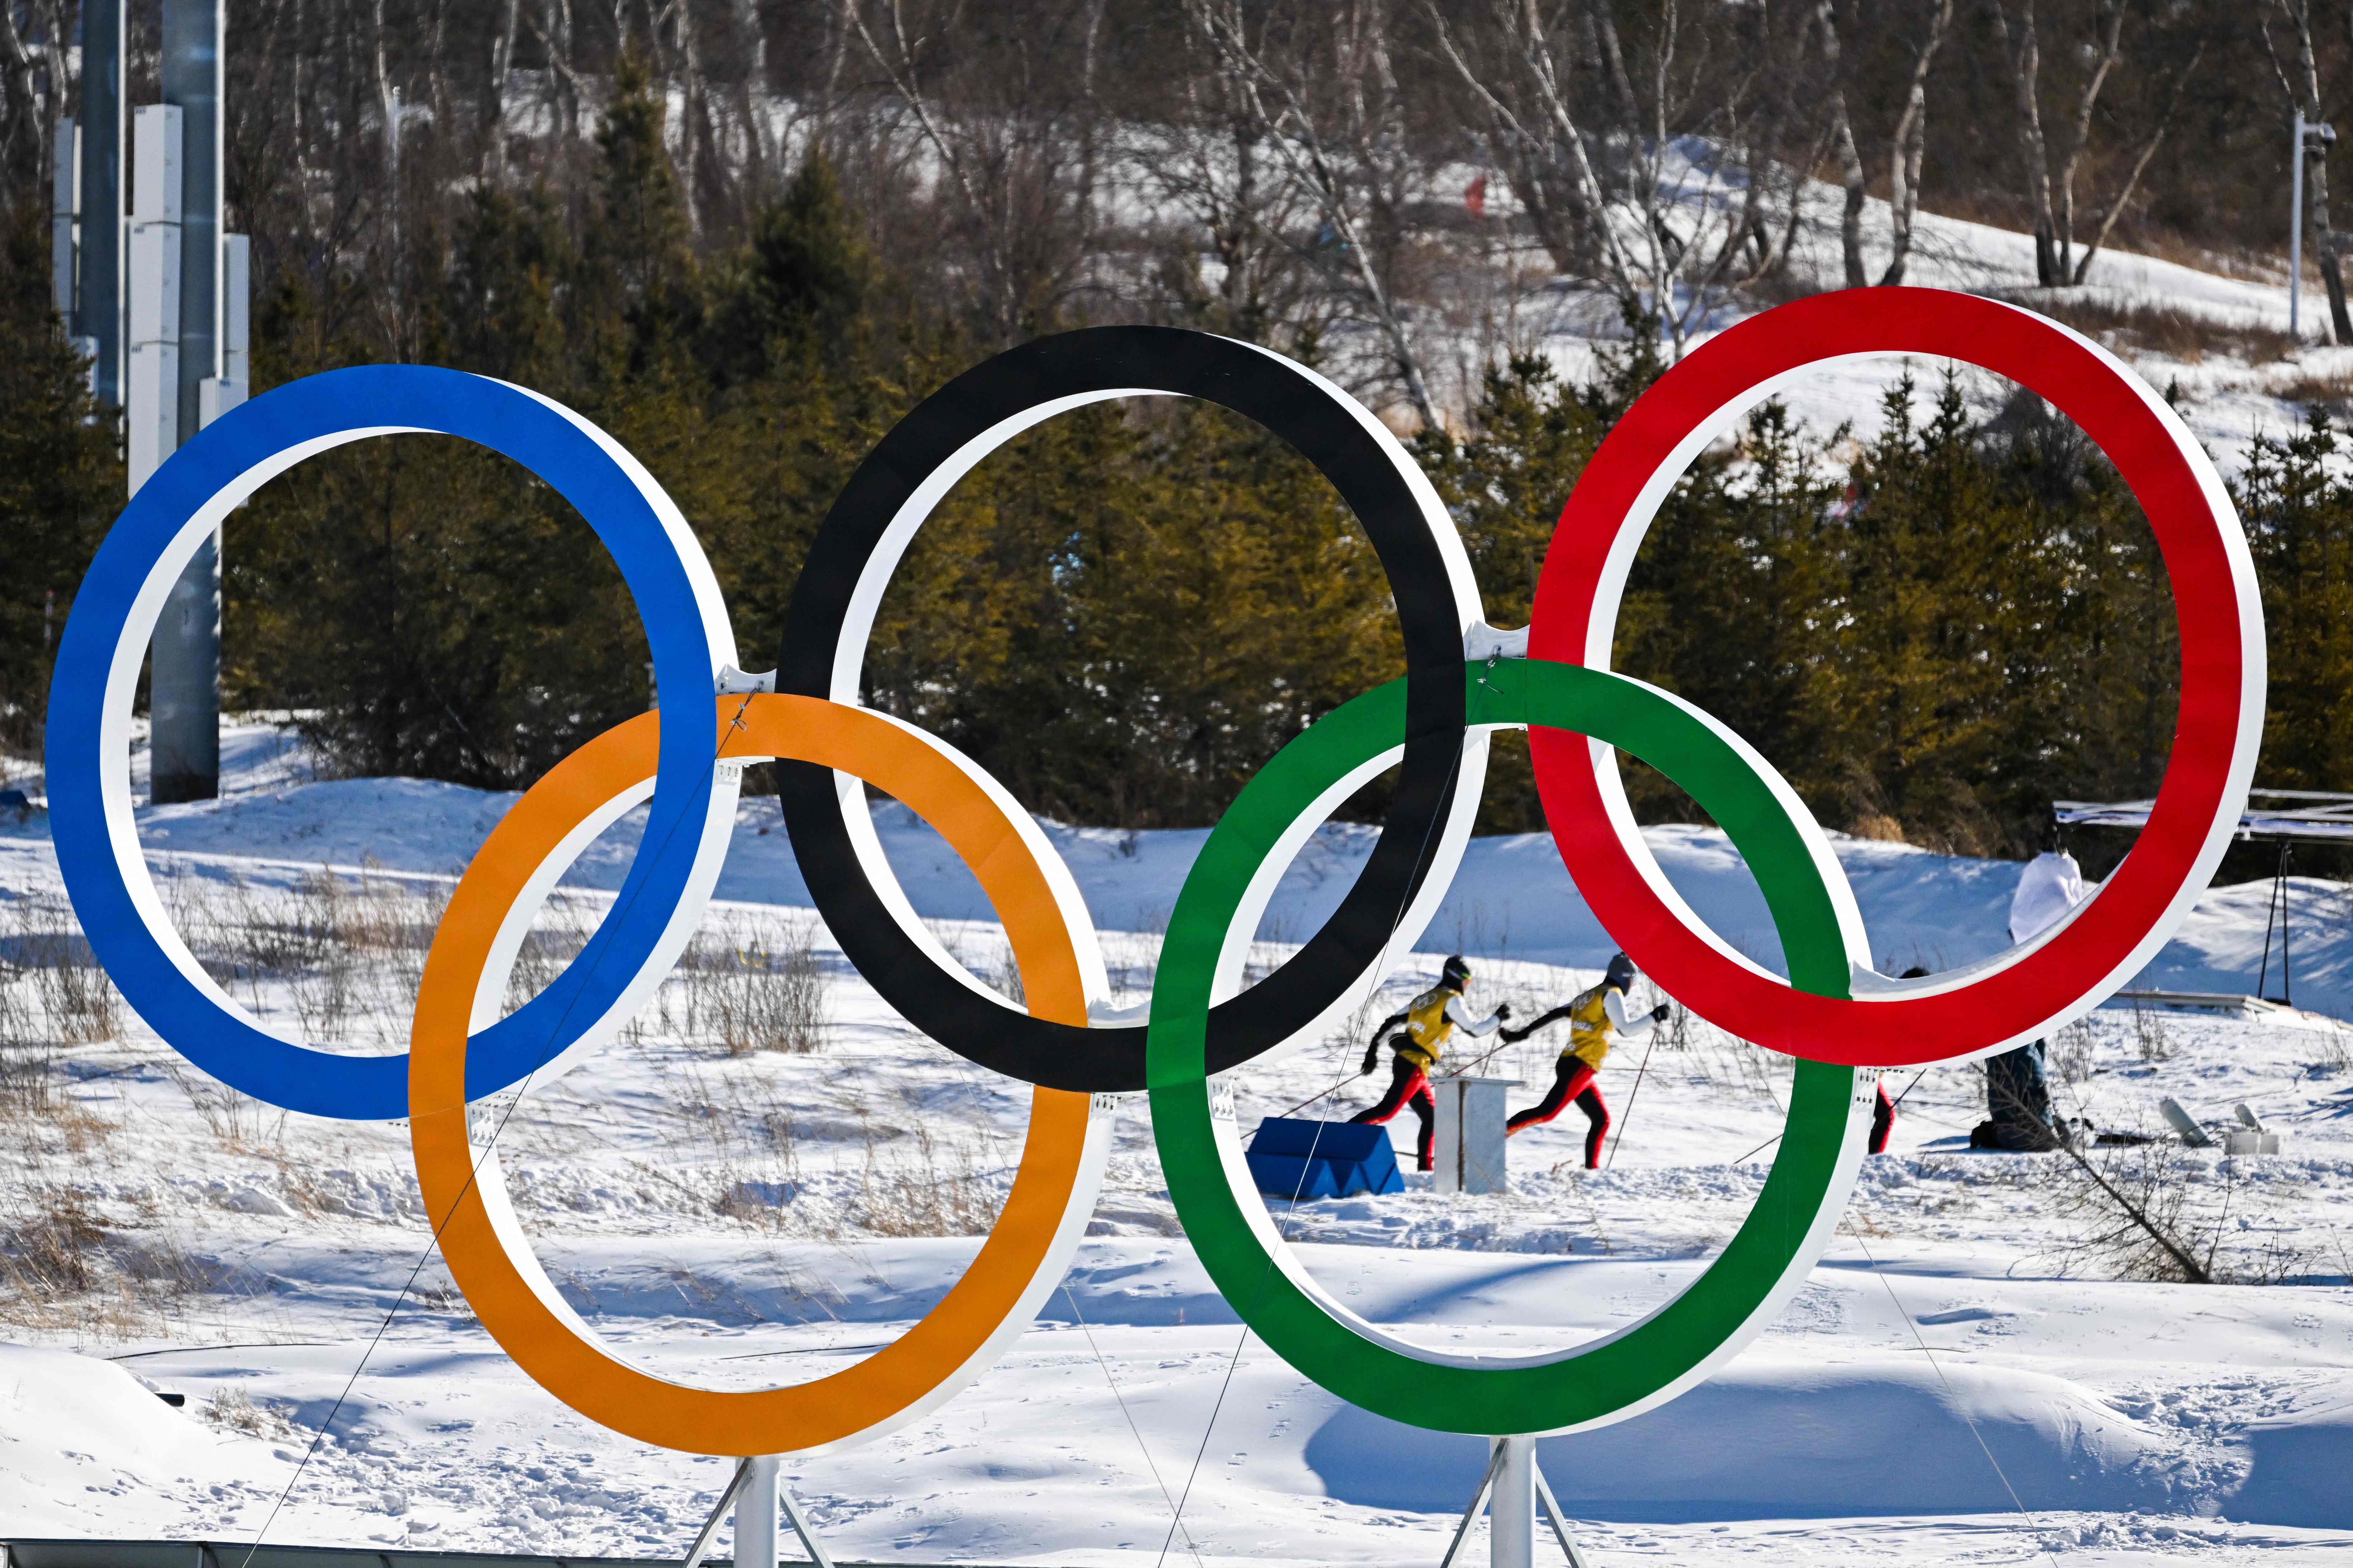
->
[[1147, 657, 1875, 1436]]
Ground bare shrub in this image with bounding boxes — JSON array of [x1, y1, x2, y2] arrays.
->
[[2129, 998, 2172, 1062], [203, 1385, 300, 1440], [2, 896, 121, 1043], [165, 1062, 271, 1150], [502, 892, 597, 1015], [2050, 1018, 2098, 1086], [989, 941, 1026, 1009], [2044, 1139, 2307, 1285], [2309, 1021, 2353, 1077], [157, 863, 457, 1045], [674, 926, 828, 1055]]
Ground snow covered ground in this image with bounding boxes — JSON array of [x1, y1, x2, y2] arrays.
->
[[0, 722, 2349, 1564]]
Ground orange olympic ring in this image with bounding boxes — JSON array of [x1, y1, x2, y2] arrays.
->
[[409, 695, 1109, 1455]]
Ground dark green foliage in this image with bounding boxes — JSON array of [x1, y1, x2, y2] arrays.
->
[[1419, 354, 2183, 859], [10, 26, 2335, 864], [0, 198, 120, 757], [2240, 414, 2353, 796]]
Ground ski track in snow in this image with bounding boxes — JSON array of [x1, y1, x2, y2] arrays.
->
[[0, 728, 2350, 1563]]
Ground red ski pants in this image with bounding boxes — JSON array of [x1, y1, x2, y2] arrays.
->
[[1350, 1057, 1435, 1171], [1507, 1057, 1609, 1169]]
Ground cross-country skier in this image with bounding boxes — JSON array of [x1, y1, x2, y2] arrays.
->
[[1503, 952, 1667, 1169], [1970, 852, 2083, 1152], [1349, 955, 1510, 1172]]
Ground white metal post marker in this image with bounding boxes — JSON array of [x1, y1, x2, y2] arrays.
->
[[1431, 1075, 1521, 1195]]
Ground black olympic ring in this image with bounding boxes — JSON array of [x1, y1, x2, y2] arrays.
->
[[776, 326, 1486, 1092]]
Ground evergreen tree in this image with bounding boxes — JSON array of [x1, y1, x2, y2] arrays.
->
[[0, 199, 119, 759]]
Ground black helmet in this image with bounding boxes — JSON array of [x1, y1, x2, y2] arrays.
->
[[1605, 952, 1636, 991], [1440, 954, 1472, 990]]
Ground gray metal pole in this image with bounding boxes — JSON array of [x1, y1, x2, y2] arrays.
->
[[1491, 1435, 1534, 1568], [76, 0, 125, 407], [737, 1455, 780, 1568], [151, 0, 223, 806], [2293, 111, 2306, 339], [165, 0, 223, 438]]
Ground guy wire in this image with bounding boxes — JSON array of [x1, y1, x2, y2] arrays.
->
[[1845, 1223, 2062, 1568], [1155, 709, 1469, 1568], [237, 693, 759, 1568], [1063, 1279, 1210, 1568]]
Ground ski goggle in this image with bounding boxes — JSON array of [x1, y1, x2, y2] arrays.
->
[[48, 290, 2259, 1452]]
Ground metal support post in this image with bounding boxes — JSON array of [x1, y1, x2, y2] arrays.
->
[[777, 1481, 838, 1568], [680, 1459, 750, 1568], [52, 120, 79, 324], [737, 1456, 781, 1568], [164, 0, 225, 442], [2294, 110, 2306, 339], [1491, 1434, 1535, 1568], [126, 103, 182, 494], [1533, 1462, 1591, 1568], [1439, 1439, 1585, 1568], [150, 0, 230, 805], [1436, 1444, 1505, 1568], [78, 0, 126, 407]]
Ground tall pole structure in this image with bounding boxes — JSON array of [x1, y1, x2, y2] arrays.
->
[[76, 0, 125, 408], [151, 0, 234, 805], [2293, 110, 2306, 340]]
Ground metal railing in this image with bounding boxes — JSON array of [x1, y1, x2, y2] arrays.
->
[[2, 1543, 970, 1568]]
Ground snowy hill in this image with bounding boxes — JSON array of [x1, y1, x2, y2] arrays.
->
[[0, 722, 2347, 1563]]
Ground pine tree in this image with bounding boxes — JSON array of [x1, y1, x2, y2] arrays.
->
[[0, 198, 120, 759]]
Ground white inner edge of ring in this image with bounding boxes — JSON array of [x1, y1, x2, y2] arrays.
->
[[823, 345, 1490, 1055], [1571, 327, 2263, 1057], [458, 742, 1116, 1454], [1205, 723, 1873, 1434], [98, 385, 743, 1097]]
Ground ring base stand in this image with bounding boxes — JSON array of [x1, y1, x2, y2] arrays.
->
[[1436, 1436, 1589, 1568], [680, 1456, 837, 1568]]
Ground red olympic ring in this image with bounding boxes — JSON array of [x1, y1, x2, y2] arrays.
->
[[1528, 287, 2263, 1068]]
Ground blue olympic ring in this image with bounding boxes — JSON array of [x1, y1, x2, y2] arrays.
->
[[46, 366, 741, 1120]]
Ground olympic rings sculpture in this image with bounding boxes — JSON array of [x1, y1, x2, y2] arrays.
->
[[48, 289, 2260, 1456]]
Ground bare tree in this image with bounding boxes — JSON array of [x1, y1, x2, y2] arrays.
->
[[2262, 0, 2353, 343], [1986, 0, 2207, 289], [1433, 0, 1817, 360], [483, 0, 521, 181], [1137, 38, 1316, 343], [845, 0, 1110, 347], [1428, 0, 1626, 285], [1189, 0, 1440, 427], [1818, 0, 1954, 289]]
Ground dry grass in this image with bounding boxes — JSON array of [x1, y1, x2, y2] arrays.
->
[[161, 863, 450, 1046], [2269, 369, 2353, 423], [0, 1178, 221, 1339], [852, 1122, 1006, 1237], [202, 1385, 301, 1440], [2, 895, 122, 1044], [2005, 293, 2299, 367]]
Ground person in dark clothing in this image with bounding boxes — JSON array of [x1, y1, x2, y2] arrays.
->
[[1969, 856, 2080, 1152], [1349, 955, 1508, 1172], [1502, 953, 1666, 1169], [1973, 1041, 2067, 1150]]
